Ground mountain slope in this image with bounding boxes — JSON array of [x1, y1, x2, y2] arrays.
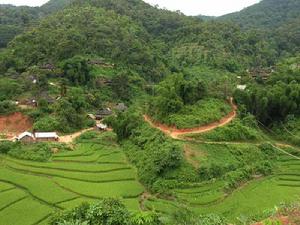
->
[[220, 0, 300, 30], [0, 0, 71, 48], [2, 5, 167, 80]]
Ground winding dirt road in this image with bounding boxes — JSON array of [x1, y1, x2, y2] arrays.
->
[[144, 98, 237, 139], [59, 128, 94, 143]]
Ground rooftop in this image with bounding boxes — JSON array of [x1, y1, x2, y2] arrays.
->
[[35, 132, 59, 138]]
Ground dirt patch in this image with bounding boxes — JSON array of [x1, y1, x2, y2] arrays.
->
[[253, 216, 296, 225], [184, 144, 203, 168], [59, 128, 94, 143], [0, 112, 32, 138], [144, 98, 237, 139], [139, 192, 152, 210]]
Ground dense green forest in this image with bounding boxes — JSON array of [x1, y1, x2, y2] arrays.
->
[[0, 0, 71, 47], [220, 0, 300, 55], [220, 0, 300, 30], [0, 0, 300, 224]]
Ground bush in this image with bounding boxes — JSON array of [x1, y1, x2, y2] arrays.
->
[[198, 162, 234, 180], [0, 141, 18, 154], [77, 131, 98, 141], [254, 161, 273, 176], [130, 212, 161, 225], [33, 116, 60, 132], [200, 119, 260, 142], [50, 199, 130, 225], [0, 100, 17, 115], [113, 112, 185, 192], [168, 208, 227, 225], [8, 143, 52, 162], [224, 167, 252, 189], [259, 143, 277, 159]]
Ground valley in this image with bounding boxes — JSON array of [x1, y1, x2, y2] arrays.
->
[[0, 0, 299, 224]]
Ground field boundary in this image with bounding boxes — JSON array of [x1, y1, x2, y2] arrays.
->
[[0, 196, 28, 212]]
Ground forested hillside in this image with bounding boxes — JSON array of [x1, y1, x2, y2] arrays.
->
[[1, 0, 286, 78], [0, 0, 71, 48], [220, 0, 300, 55], [0, 0, 299, 224], [220, 0, 300, 30]]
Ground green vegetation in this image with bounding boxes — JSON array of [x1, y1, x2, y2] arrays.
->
[[235, 56, 300, 125], [165, 98, 231, 129], [0, 132, 145, 225], [147, 73, 232, 128], [186, 115, 263, 142], [50, 198, 161, 225], [0, 0, 299, 224], [7, 142, 53, 162]]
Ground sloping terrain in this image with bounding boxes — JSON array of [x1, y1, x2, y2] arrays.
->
[[0, 112, 32, 137], [0, 132, 144, 225]]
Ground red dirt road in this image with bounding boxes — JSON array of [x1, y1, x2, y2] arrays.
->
[[144, 98, 237, 139], [0, 112, 32, 138]]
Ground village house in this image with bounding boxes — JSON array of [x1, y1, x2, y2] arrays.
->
[[237, 85, 247, 91], [87, 114, 96, 120], [248, 67, 274, 80], [96, 123, 108, 131], [95, 108, 113, 120], [16, 132, 59, 142], [16, 132, 35, 143], [18, 99, 37, 107], [35, 132, 59, 142], [115, 103, 128, 112]]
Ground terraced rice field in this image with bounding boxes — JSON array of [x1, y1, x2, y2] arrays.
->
[[145, 149, 300, 223], [0, 133, 144, 225]]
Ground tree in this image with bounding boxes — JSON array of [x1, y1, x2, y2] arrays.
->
[[61, 56, 92, 85], [111, 72, 130, 101]]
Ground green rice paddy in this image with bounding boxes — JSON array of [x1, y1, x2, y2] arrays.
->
[[1, 131, 300, 224], [145, 143, 300, 223], [0, 132, 144, 225]]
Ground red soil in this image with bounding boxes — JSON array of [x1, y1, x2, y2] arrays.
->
[[144, 98, 237, 139], [253, 216, 295, 225], [0, 112, 33, 138]]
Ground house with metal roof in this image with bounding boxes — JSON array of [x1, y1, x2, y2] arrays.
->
[[95, 108, 113, 120], [16, 132, 35, 143], [35, 132, 59, 142]]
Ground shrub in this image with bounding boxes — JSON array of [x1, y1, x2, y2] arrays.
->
[[198, 162, 235, 181], [50, 199, 130, 225], [259, 143, 277, 159], [224, 167, 252, 189], [77, 131, 98, 140], [8, 143, 52, 162], [0, 141, 19, 154], [0, 100, 17, 115], [168, 208, 227, 225], [33, 116, 60, 132], [200, 119, 260, 142], [130, 212, 162, 225], [254, 161, 274, 176]]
